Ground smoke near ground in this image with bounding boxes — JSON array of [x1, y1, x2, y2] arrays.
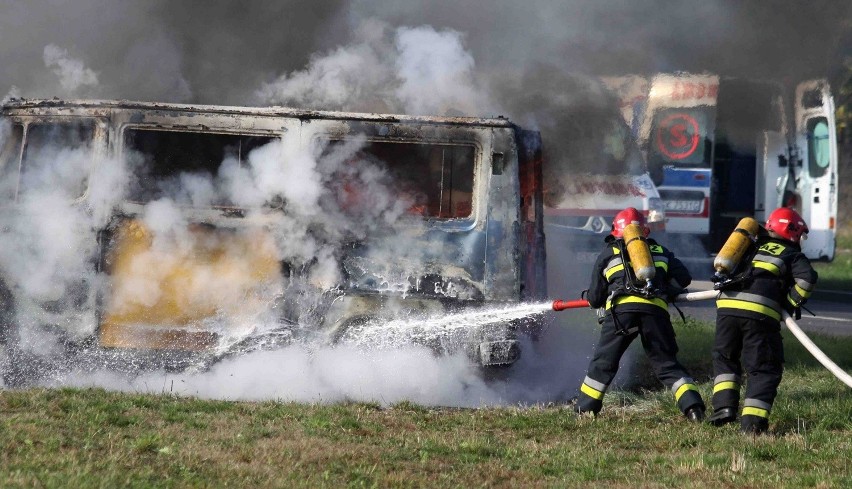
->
[[1, 1, 848, 405]]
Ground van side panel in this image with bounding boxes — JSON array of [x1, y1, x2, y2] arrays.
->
[[1, 100, 544, 368]]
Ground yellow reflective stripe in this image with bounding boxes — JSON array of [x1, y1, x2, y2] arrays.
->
[[674, 383, 698, 402], [654, 260, 668, 272], [752, 261, 780, 275], [713, 381, 739, 394], [716, 299, 781, 321], [612, 247, 620, 254], [742, 407, 769, 418], [581, 383, 605, 400], [613, 295, 668, 310], [605, 264, 625, 280], [794, 284, 812, 298]]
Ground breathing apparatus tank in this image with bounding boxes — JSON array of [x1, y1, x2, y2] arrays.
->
[[623, 223, 655, 283], [713, 217, 759, 276]]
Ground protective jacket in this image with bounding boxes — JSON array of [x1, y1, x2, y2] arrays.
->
[[716, 236, 818, 321], [712, 234, 818, 433], [587, 235, 692, 315], [576, 235, 704, 417]]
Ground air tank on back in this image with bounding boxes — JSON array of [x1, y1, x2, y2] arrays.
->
[[623, 223, 655, 282], [713, 217, 760, 276]]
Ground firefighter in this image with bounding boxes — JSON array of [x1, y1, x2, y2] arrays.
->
[[708, 207, 818, 434], [575, 207, 706, 421]]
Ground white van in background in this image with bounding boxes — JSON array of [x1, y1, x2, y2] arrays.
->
[[603, 73, 839, 261]]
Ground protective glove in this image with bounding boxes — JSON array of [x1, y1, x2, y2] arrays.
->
[[784, 296, 804, 320], [665, 285, 686, 303], [782, 305, 802, 320]]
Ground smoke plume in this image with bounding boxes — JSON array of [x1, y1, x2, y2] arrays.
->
[[1, 1, 848, 406]]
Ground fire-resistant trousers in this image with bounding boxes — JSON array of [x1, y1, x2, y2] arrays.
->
[[712, 314, 784, 431], [576, 309, 704, 415]]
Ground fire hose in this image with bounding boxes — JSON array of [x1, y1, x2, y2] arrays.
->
[[552, 290, 852, 388]]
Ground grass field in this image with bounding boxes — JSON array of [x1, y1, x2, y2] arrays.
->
[[1, 321, 850, 488], [812, 227, 852, 291]]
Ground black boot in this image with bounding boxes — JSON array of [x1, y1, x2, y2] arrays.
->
[[685, 405, 705, 423], [740, 415, 769, 435], [707, 407, 737, 426]]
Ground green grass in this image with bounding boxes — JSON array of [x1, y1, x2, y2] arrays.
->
[[1, 321, 850, 488], [813, 228, 852, 290]]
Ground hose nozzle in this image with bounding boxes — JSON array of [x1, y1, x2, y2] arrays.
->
[[552, 299, 590, 311]]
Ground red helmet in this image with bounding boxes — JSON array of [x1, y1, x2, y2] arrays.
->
[[766, 207, 809, 243], [611, 207, 649, 238]]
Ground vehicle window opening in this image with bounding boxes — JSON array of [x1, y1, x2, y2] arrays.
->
[[331, 140, 475, 219], [124, 129, 276, 205], [0, 123, 23, 203], [807, 117, 830, 178], [20, 121, 95, 198]]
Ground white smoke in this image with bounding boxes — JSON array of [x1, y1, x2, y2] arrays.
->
[[55, 347, 503, 406], [43, 44, 99, 96], [2, 86, 21, 104], [257, 22, 497, 117], [0, 115, 603, 405], [393, 26, 491, 116], [0, 20, 606, 408], [0, 143, 124, 304], [257, 20, 397, 112], [43, 308, 598, 407]]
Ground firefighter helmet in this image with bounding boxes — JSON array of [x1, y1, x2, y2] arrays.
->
[[766, 207, 809, 243], [611, 207, 649, 238]]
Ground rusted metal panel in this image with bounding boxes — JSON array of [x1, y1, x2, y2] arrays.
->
[[100, 220, 282, 351]]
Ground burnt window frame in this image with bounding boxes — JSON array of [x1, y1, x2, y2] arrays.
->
[[11, 117, 101, 202], [318, 135, 482, 225], [120, 125, 282, 209], [0, 121, 24, 205]]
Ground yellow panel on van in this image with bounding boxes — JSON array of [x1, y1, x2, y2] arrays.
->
[[99, 220, 282, 350]]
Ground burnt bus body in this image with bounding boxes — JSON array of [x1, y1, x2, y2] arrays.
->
[[0, 99, 545, 380]]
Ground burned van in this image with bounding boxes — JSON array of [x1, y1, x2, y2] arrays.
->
[[0, 99, 546, 380]]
